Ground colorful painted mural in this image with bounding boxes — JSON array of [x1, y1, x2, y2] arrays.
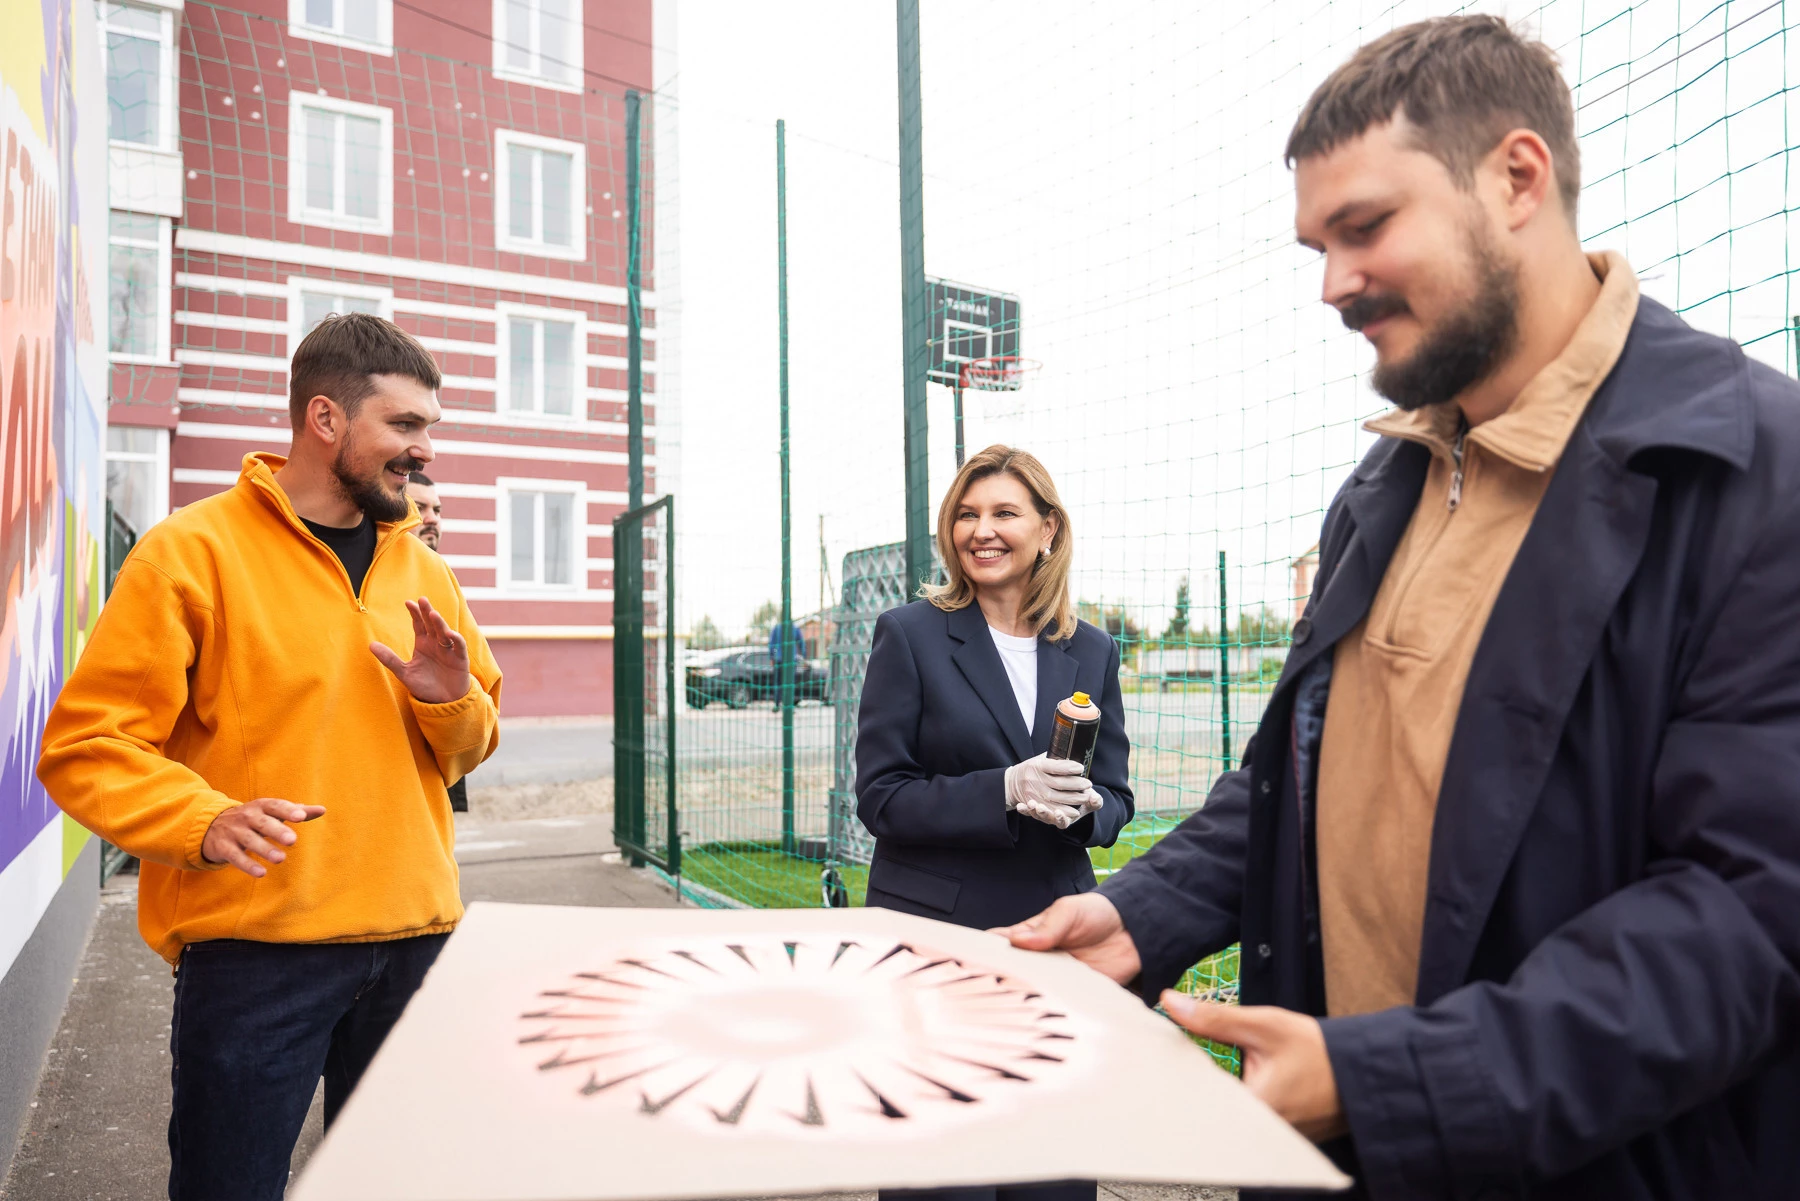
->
[[0, 0, 107, 982]]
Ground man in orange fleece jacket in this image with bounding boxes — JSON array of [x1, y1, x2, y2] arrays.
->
[[38, 313, 502, 1201]]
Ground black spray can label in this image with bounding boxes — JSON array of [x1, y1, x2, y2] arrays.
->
[[1048, 691, 1101, 776]]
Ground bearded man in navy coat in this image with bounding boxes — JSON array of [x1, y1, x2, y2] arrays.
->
[[1002, 17, 1800, 1201]]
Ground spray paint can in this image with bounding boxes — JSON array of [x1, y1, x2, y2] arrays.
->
[[1047, 690, 1101, 776]]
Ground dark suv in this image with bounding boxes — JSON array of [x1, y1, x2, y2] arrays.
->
[[686, 649, 829, 709]]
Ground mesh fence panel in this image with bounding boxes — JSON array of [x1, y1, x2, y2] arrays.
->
[[659, 2, 1800, 1076]]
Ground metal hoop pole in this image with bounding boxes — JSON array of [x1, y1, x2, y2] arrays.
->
[[954, 375, 965, 469]]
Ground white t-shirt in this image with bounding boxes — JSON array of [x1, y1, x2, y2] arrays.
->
[[987, 625, 1040, 735]]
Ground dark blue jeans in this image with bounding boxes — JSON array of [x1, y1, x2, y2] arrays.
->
[[167, 934, 447, 1201], [882, 1185, 1095, 1201]]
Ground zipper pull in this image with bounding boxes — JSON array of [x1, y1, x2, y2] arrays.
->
[[1448, 418, 1468, 512]]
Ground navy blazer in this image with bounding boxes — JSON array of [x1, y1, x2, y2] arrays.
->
[[855, 599, 1134, 929]]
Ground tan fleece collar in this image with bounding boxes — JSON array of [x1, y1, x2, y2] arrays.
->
[[1365, 250, 1640, 471]]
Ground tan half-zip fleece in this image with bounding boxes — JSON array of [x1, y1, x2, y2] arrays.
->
[[1316, 251, 1640, 1017]]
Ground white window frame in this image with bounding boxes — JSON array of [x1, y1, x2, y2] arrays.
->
[[288, 0, 395, 56], [104, 425, 171, 533], [496, 301, 587, 423], [493, 130, 587, 262], [286, 93, 395, 236], [491, 0, 585, 94], [109, 210, 173, 364], [100, 2, 179, 154], [286, 277, 395, 357], [496, 477, 586, 594]]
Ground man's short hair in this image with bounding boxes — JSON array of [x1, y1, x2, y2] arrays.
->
[[407, 470, 435, 487], [1285, 15, 1579, 217], [288, 312, 442, 430]]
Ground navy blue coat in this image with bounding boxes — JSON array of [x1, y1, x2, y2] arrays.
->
[[1102, 298, 1800, 1201], [856, 600, 1134, 929]]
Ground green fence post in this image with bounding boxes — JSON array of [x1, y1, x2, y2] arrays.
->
[[1217, 548, 1232, 767], [665, 499, 680, 876], [613, 89, 646, 865], [626, 89, 644, 511], [777, 119, 797, 856], [896, 0, 931, 595]]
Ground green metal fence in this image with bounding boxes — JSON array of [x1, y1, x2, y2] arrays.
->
[[613, 496, 678, 875]]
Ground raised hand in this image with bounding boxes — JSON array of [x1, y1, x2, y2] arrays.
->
[[201, 798, 326, 878], [370, 597, 471, 704]]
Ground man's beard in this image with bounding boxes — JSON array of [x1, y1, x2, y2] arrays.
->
[[332, 434, 422, 523], [1341, 228, 1521, 412], [417, 527, 440, 550]]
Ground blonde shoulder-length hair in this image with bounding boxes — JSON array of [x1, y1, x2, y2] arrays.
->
[[920, 445, 1076, 642]]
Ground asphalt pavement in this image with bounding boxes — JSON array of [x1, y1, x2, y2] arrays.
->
[[467, 689, 1271, 787]]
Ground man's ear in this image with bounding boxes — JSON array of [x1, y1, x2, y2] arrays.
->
[[304, 394, 344, 444], [1490, 128, 1555, 231]]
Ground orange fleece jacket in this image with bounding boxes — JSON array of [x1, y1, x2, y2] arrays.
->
[[38, 452, 502, 963]]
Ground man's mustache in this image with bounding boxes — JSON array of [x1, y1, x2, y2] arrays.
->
[[386, 455, 426, 475], [1339, 292, 1411, 332]]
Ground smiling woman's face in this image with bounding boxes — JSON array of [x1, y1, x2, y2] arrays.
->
[[952, 472, 1057, 597]]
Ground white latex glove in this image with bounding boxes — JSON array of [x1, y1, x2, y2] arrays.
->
[[1017, 798, 1087, 829], [1018, 786, 1105, 829], [1005, 754, 1096, 827]]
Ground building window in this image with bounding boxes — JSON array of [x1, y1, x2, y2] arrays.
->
[[503, 313, 579, 417], [493, 0, 583, 90], [287, 278, 394, 353], [494, 131, 585, 260], [105, 426, 170, 539], [503, 486, 579, 590], [109, 210, 169, 361], [289, 0, 393, 53], [288, 94, 394, 235], [300, 291, 381, 333], [101, 2, 177, 151]]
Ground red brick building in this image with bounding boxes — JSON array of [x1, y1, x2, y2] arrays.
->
[[102, 0, 670, 716]]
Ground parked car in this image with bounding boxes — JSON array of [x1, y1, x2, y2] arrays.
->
[[686, 649, 829, 709]]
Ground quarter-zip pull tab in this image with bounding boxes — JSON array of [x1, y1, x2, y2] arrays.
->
[[357, 601, 368, 613], [1447, 415, 1469, 512]]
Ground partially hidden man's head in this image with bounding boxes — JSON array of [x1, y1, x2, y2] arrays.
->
[[405, 470, 442, 550], [289, 312, 443, 522], [1289, 16, 1578, 410]]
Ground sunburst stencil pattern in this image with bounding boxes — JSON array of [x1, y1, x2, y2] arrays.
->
[[516, 934, 1089, 1137]]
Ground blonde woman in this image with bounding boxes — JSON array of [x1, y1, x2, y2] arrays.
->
[[856, 445, 1134, 936]]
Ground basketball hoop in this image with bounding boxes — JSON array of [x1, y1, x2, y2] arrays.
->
[[958, 355, 1041, 392]]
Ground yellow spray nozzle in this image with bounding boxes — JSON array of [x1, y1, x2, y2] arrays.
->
[[1071, 691, 1091, 706]]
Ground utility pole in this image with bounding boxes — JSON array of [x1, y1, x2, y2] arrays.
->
[[818, 515, 829, 635]]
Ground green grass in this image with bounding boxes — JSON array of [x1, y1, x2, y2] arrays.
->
[[679, 841, 869, 910], [677, 814, 1242, 1073]]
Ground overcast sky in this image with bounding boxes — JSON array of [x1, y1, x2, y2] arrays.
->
[[663, 0, 1798, 640]]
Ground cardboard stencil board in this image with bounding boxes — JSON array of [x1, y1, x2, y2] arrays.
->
[[291, 903, 1350, 1200]]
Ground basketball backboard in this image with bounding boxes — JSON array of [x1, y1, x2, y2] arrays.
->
[[927, 278, 1021, 388]]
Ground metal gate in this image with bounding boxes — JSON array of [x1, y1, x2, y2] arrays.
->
[[821, 541, 936, 905], [612, 495, 678, 874]]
